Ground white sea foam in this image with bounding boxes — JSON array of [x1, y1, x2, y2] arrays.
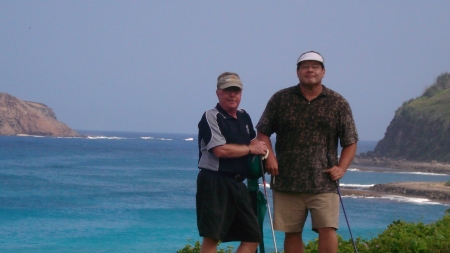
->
[[85, 135, 184, 141], [87, 136, 107, 139], [349, 168, 449, 176], [379, 195, 445, 205], [16, 134, 44, 138], [340, 183, 374, 188], [342, 194, 363, 199], [107, 137, 127, 140], [342, 194, 449, 206], [87, 136, 128, 140], [396, 171, 449, 176]]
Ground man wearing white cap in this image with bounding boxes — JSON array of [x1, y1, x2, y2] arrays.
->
[[256, 52, 358, 253], [197, 72, 268, 253]]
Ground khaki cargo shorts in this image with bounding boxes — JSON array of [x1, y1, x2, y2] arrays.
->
[[273, 190, 339, 233]]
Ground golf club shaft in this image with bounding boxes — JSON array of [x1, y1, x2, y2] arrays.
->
[[260, 158, 278, 253], [327, 154, 358, 253]]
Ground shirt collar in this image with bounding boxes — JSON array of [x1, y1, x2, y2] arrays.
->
[[215, 103, 239, 119], [295, 83, 330, 98]]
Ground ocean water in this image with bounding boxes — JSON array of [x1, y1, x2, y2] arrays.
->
[[1, 132, 449, 253]]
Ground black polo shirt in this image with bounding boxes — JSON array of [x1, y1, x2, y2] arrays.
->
[[198, 103, 256, 175]]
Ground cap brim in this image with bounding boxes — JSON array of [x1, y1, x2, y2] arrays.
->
[[298, 55, 323, 63], [297, 52, 324, 64], [218, 83, 243, 89]]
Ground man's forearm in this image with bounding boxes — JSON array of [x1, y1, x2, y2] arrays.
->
[[213, 143, 250, 158], [256, 131, 274, 154], [338, 143, 357, 171]]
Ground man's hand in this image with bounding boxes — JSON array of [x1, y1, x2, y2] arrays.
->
[[264, 154, 279, 176], [256, 130, 278, 176], [326, 143, 357, 181], [249, 140, 267, 156], [325, 166, 346, 181]]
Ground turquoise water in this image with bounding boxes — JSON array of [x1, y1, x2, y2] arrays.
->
[[1, 132, 449, 252]]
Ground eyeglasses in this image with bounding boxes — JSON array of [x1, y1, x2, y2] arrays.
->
[[300, 64, 322, 70]]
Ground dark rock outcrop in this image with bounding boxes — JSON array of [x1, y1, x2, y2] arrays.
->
[[0, 93, 81, 137], [370, 182, 450, 201]]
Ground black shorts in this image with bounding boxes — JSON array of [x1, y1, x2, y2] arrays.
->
[[196, 169, 262, 242]]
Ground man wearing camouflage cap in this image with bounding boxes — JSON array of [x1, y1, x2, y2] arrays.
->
[[196, 72, 268, 253]]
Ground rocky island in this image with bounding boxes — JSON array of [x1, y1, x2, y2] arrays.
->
[[0, 92, 81, 137]]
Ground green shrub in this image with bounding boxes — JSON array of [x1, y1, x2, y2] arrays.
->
[[445, 180, 450, 186], [176, 239, 233, 253], [361, 214, 450, 253], [179, 213, 450, 253]]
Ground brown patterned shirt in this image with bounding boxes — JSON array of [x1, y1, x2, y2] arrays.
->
[[256, 84, 358, 193]]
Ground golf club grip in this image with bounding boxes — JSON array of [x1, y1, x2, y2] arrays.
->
[[326, 153, 333, 168], [327, 153, 339, 185]]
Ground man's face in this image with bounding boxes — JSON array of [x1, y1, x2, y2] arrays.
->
[[297, 60, 325, 86], [216, 86, 242, 112]]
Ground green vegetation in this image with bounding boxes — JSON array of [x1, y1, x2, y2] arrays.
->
[[176, 240, 233, 253], [178, 213, 450, 253], [422, 73, 450, 98], [395, 73, 450, 122], [396, 90, 450, 123]]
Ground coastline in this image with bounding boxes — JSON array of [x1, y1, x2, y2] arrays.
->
[[352, 156, 450, 174], [345, 158, 450, 205]]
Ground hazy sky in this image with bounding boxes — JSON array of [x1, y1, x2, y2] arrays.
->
[[1, 1, 449, 141]]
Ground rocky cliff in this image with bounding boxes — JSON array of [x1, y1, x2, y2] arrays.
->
[[366, 73, 450, 163], [0, 93, 81, 137]]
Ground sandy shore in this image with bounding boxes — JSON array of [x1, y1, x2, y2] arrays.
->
[[344, 158, 450, 205]]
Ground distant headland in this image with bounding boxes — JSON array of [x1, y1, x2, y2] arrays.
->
[[358, 72, 450, 163], [350, 73, 450, 203], [0, 92, 82, 137]]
